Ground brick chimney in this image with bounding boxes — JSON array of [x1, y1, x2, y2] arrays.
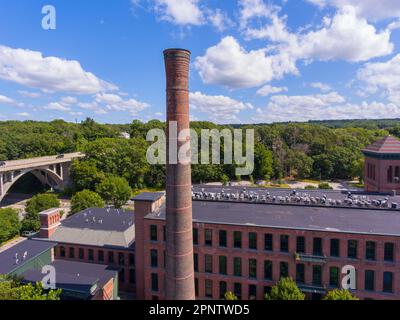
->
[[39, 208, 61, 238], [164, 48, 195, 300]]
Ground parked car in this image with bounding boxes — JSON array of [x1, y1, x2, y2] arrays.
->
[[56, 154, 65, 159], [22, 231, 37, 238], [0, 161, 6, 167]]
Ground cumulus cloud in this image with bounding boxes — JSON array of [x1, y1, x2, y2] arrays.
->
[[189, 91, 253, 123], [44, 102, 71, 112], [0, 45, 118, 95], [310, 82, 332, 92], [95, 93, 149, 115], [0, 95, 16, 105], [256, 85, 288, 96], [152, 0, 204, 26], [18, 90, 41, 98]]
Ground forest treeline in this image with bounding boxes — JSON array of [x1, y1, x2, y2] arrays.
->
[[1, 118, 398, 190]]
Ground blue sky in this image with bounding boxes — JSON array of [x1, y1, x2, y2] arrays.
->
[[1, 0, 400, 124]]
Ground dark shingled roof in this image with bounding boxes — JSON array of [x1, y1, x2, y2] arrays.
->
[[132, 192, 165, 202], [0, 240, 56, 275], [363, 136, 400, 154]]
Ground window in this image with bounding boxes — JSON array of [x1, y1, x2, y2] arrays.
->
[[264, 260, 273, 280], [234, 257, 242, 277], [330, 239, 340, 257], [296, 264, 305, 284], [264, 286, 272, 296], [79, 248, 84, 260], [384, 243, 394, 262], [234, 283, 242, 300], [205, 254, 213, 273], [388, 166, 393, 183], [280, 235, 289, 252], [364, 270, 375, 291], [195, 278, 199, 297], [280, 262, 288, 279], [205, 229, 213, 246], [194, 253, 199, 272], [98, 250, 104, 262], [69, 247, 75, 259], [347, 240, 358, 259], [219, 230, 227, 247], [193, 228, 198, 245], [118, 252, 125, 266], [234, 231, 242, 248], [129, 253, 135, 266], [219, 256, 227, 275], [366, 241, 376, 260], [383, 272, 393, 293], [219, 281, 227, 299], [163, 250, 166, 268], [119, 269, 125, 283], [329, 267, 339, 287], [151, 249, 158, 268], [296, 236, 305, 253], [205, 279, 213, 298], [264, 234, 273, 251], [163, 226, 166, 242], [150, 225, 158, 241], [108, 251, 114, 264], [88, 249, 94, 261], [151, 273, 159, 292], [249, 233, 257, 250], [312, 265, 322, 286], [249, 285, 257, 300], [129, 269, 136, 284], [60, 246, 65, 258], [249, 259, 257, 279], [313, 238, 323, 256]]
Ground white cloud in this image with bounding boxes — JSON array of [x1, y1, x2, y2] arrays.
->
[[0, 45, 117, 95], [0, 95, 16, 105], [195, 36, 297, 89], [18, 90, 41, 98], [16, 112, 30, 117], [310, 82, 332, 92], [78, 101, 108, 115], [95, 93, 149, 115], [256, 85, 288, 96], [61, 96, 78, 105], [238, 0, 272, 28], [44, 102, 71, 112], [152, 0, 204, 26], [207, 9, 233, 32], [189, 91, 253, 123]]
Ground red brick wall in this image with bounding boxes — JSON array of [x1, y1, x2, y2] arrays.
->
[[364, 156, 400, 194]]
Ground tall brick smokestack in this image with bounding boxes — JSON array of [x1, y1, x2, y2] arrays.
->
[[164, 49, 195, 300]]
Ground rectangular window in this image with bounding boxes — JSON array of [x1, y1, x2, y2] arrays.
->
[[313, 238, 323, 256], [193, 228, 198, 245], [150, 225, 158, 241], [195, 278, 199, 297], [219, 281, 227, 299], [194, 253, 199, 272], [280, 235, 289, 252], [205, 229, 213, 246], [119, 269, 125, 283], [205, 254, 213, 273], [118, 252, 125, 266], [330, 239, 340, 257], [88, 249, 94, 261], [151, 249, 158, 268], [151, 273, 159, 292], [69, 247, 75, 259], [129, 253, 135, 266], [312, 265, 322, 285], [384, 243, 394, 262], [234, 257, 242, 277], [249, 259, 257, 279], [234, 231, 242, 248], [108, 251, 114, 264], [347, 240, 358, 259], [79, 248, 84, 260], [129, 269, 136, 284], [296, 264, 305, 284], [205, 279, 213, 298], [280, 262, 288, 279], [249, 232, 257, 250], [296, 236, 305, 253], [219, 256, 227, 275], [60, 246, 66, 258], [329, 267, 339, 287], [364, 270, 375, 291], [234, 283, 242, 300], [264, 260, 273, 280], [163, 226, 166, 242], [98, 250, 104, 262], [383, 272, 393, 293], [366, 241, 376, 260], [219, 230, 227, 247], [264, 234, 273, 251], [249, 284, 257, 300]]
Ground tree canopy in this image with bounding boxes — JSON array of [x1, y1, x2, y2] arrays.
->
[[323, 289, 359, 300], [70, 190, 105, 214], [265, 278, 305, 300]]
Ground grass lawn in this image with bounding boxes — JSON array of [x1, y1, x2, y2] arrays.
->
[[132, 187, 164, 197]]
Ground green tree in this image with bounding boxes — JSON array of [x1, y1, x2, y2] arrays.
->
[[254, 144, 273, 180], [70, 160, 106, 192], [96, 176, 132, 208], [70, 190, 105, 214], [0, 276, 61, 300], [0, 209, 21, 244], [221, 174, 230, 186], [265, 278, 305, 300], [224, 291, 238, 300], [323, 289, 359, 300], [25, 194, 60, 214]]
